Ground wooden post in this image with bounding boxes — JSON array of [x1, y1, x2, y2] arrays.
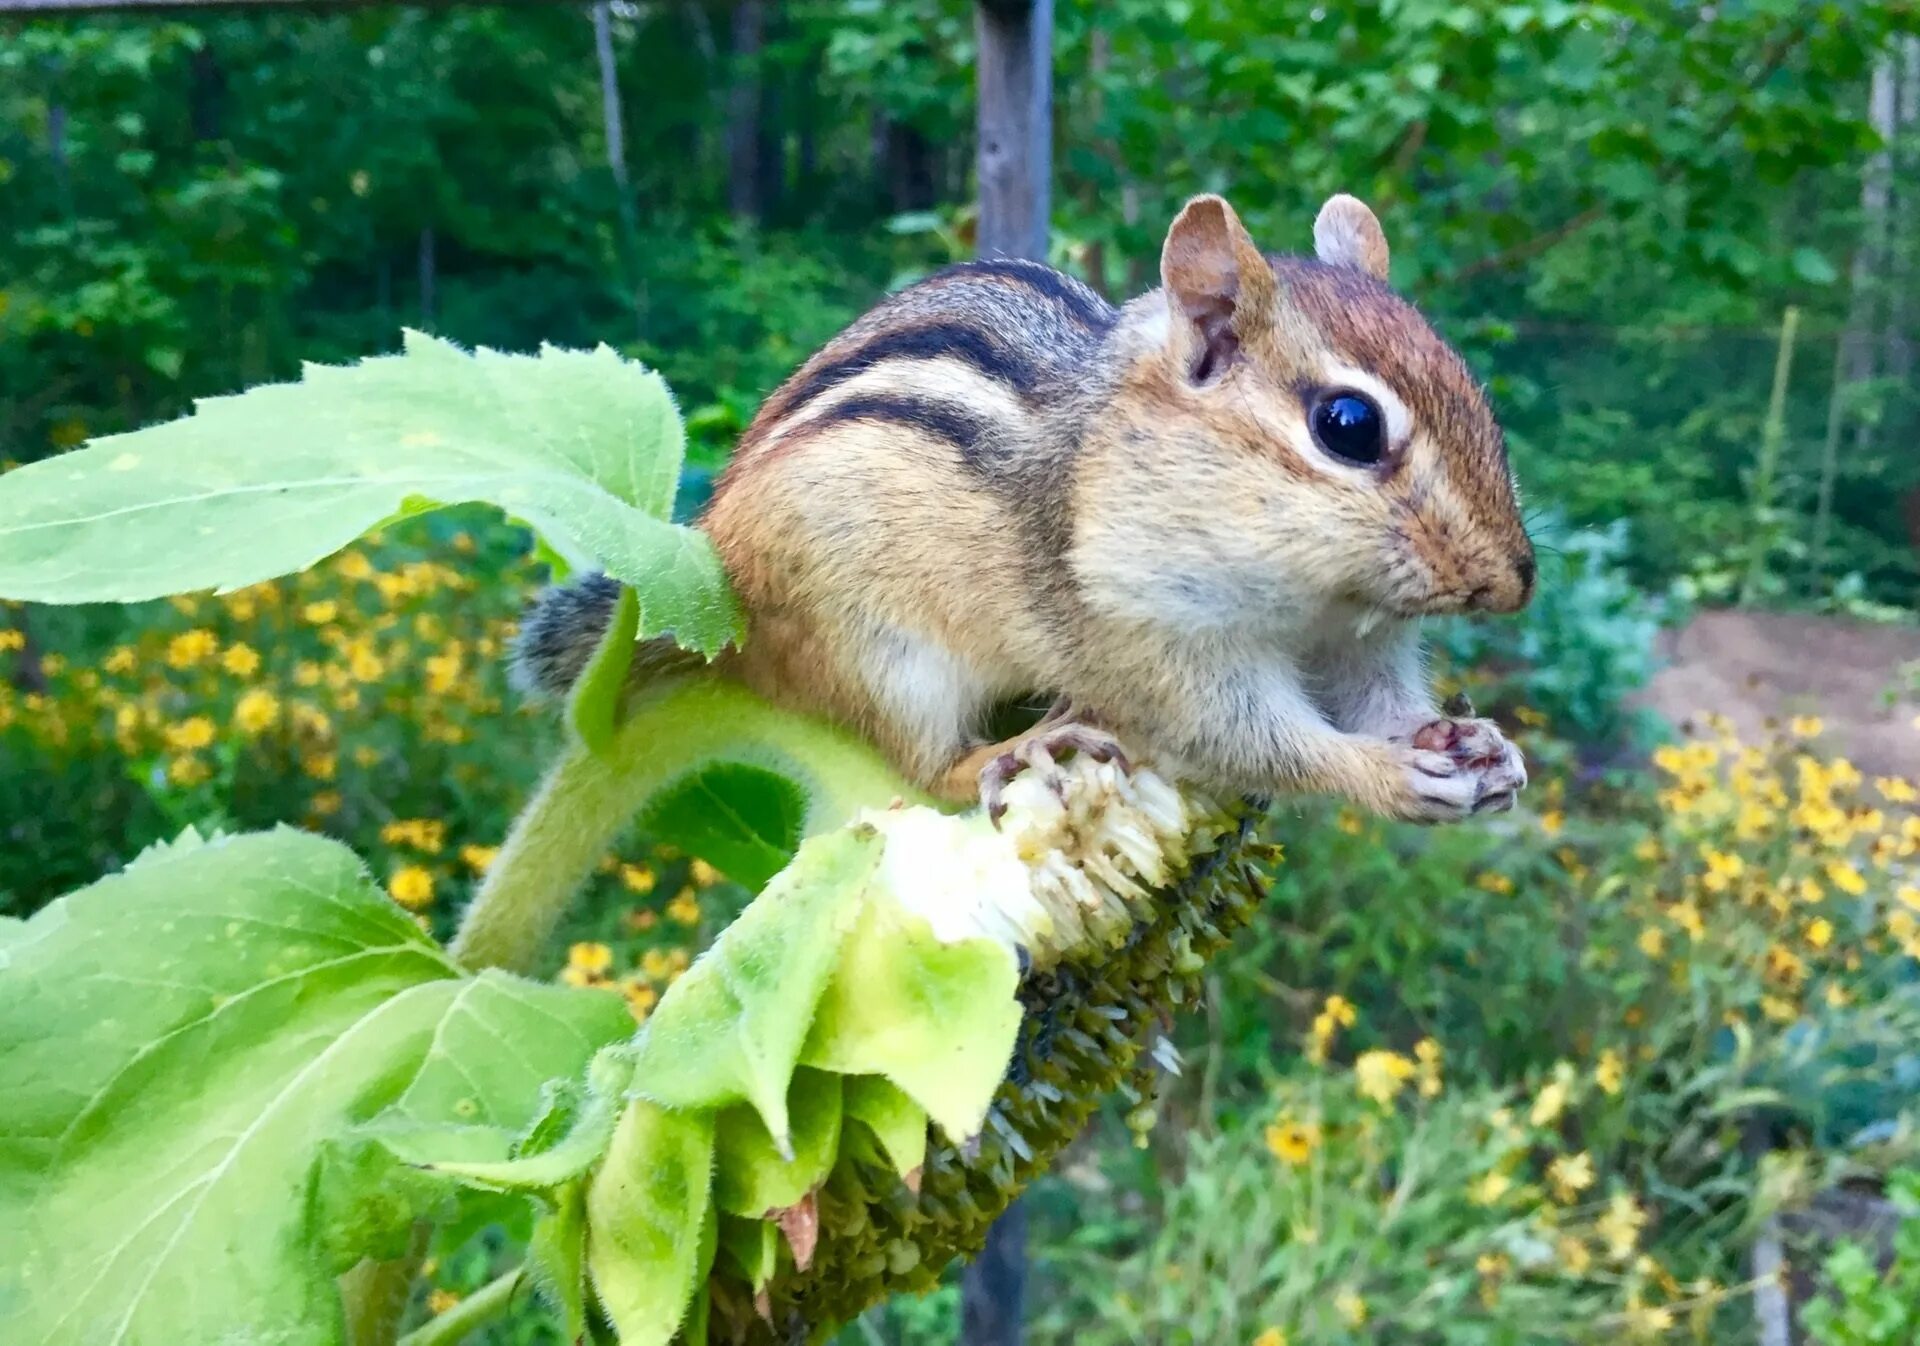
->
[[960, 1195, 1027, 1346], [966, 12, 1050, 1334], [974, 0, 1052, 261]]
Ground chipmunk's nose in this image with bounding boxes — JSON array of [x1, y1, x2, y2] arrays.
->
[[1469, 548, 1535, 614]]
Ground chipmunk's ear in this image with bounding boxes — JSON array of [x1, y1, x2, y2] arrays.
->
[[1313, 194, 1390, 281], [1161, 194, 1279, 383]]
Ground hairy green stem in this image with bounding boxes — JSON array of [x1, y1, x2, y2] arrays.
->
[[339, 1222, 430, 1346], [395, 1267, 527, 1346], [452, 676, 923, 973]]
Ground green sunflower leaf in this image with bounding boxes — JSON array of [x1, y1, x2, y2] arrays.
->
[[0, 828, 631, 1346], [0, 331, 742, 658]]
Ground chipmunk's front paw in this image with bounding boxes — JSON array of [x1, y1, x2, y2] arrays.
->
[[1409, 717, 1527, 815], [980, 721, 1132, 826]]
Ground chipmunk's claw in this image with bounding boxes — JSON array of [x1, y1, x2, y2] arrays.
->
[[981, 721, 1133, 828]]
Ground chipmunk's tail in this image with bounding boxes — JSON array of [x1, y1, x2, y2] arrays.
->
[[509, 572, 700, 701]]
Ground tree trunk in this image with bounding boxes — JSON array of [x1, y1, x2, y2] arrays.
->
[[593, 2, 629, 190], [726, 0, 764, 222], [975, 0, 1053, 261], [188, 44, 224, 142], [1886, 35, 1918, 386], [1849, 56, 1896, 456], [593, 0, 644, 339]]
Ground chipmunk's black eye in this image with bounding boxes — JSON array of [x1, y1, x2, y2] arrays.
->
[[1310, 390, 1387, 466]]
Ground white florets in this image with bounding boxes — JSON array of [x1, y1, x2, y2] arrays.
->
[[859, 757, 1229, 967]]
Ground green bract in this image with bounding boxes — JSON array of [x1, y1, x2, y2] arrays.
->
[[0, 331, 742, 658], [0, 828, 633, 1346]]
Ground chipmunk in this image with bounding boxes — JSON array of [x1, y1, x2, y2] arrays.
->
[[516, 193, 1533, 823]]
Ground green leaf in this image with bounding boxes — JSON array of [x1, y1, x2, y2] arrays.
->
[[419, 1047, 629, 1192], [1792, 246, 1839, 285], [0, 331, 743, 658], [712, 1068, 843, 1217], [639, 760, 807, 891], [528, 1181, 590, 1343], [842, 1075, 930, 1180], [569, 584, 640, 757], [0, 829, 631, 1346], [627, 827, 881, 1143], [801, 893, 1021, 1142], [584, 1098, 716, 1346], [717, 1215, 781, 1293]]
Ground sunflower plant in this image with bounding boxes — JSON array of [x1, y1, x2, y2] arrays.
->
[[0, 334, 1272, 1346]]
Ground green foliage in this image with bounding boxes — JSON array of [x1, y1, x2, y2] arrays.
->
[[0, 332, 742, 657], [1804, 1171, 1920, 1345], [0, 828, 632, 1346]]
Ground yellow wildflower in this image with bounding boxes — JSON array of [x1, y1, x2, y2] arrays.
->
[[1596, 1193, 1646, 1261], [1594, 1048, 1625, 1096], [620, 864, 657, 894], [336, 549, 375, 581], [1637, 926, 1666, 959], [640, 948, 675, 981], [689, 858, 723, 888], [1625, 1303, 1675, 1337], [302, 600, 339, 625], [309, 790, 342, 817], [381, 819, 447, 853], [1540, 808, 1565, 836], [388, 865, 435, 910], [1334, 1290, 1367, 1327], [165, 630, 218, 668], [666, 889, 702, 925], [1252, 1331, 1288, 1346], [460, 844, 500, 874], [0, 629, 24, 653], [568, 942, 614, 976], [1805, 917, 1834, 950], [1825, 860, 1868, 896], [102, 645, 136, 674], [622, 979, 659, 1019], [165, 716, 217, 751], [1765, 943, 1806, 985], [234, 688, 280, 735], [166, 754, 210, 787], [1547, 1151, 1596, 1203], [1555, 1234, 1593, 1275], [1354, 1049, 1416, 1107], [1790, 715, 1824, 739], [1475, 871, 1515, 895], [1414, 1037, 1443, 1098], [425, 1289, 460, 1315], [221, 643, 262, 677], [1530, 1075, 1571, 1127], [1264, 1118, 1320, 1166], [1666, 900, 1704, 940]]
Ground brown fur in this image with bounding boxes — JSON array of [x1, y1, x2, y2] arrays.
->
[[536, 194, 1535, 821]]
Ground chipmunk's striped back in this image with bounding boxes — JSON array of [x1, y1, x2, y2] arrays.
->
[[513, 258, 1121, 704], [725, 258, 1118, 483]]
